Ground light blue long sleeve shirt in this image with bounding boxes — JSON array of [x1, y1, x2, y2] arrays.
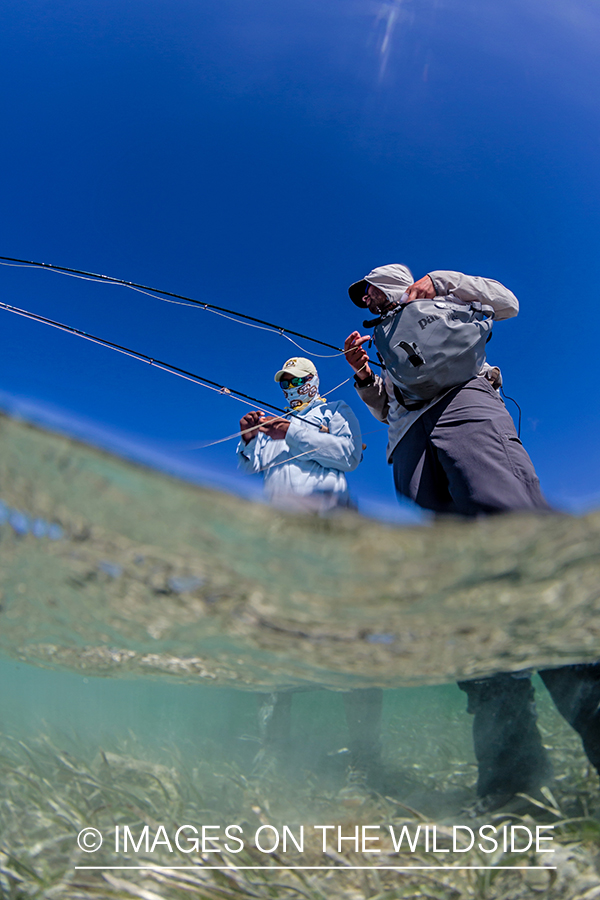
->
[[237, 398, 362, 508]]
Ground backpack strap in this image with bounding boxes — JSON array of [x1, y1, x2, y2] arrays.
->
[[397, 341, 425, 367], [392, 383, 426, 411], [470, 301, 495, 318]]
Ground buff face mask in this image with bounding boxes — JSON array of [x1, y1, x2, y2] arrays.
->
[[281, 374, 320, 409]]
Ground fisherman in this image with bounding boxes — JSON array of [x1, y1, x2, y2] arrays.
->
[[344, 267, 549, 516], [237, 356, 362, 513], [237, 357, 382, 792], [344, 266, 554, 811]]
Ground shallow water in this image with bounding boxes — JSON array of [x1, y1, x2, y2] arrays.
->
[[2, 414, 600, 898], [1, 413, 599, 689]]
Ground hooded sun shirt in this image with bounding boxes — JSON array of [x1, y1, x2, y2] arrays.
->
[[236, 395, 362, 508], [364, 264, 414, 308], [351, 267, 520, 462], [349, 263, 414, 310]]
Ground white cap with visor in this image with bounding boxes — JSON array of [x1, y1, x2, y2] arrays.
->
[[274, 357, 318, 382]]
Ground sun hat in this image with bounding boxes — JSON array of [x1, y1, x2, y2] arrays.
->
[[274, 357, 318, 382]]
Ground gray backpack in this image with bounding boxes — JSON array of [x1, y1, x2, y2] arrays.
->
[[372, 298, 494, 404]]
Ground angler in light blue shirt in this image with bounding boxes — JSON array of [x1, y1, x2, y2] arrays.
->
[[236, 358, 382, 796], [237, 357, 362, 512]]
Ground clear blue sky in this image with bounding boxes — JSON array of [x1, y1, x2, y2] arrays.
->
[[0, 0, 599, 520]]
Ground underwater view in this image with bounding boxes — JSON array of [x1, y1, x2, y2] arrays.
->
[[2, 0, 600, 896], [1, 413, 600, 899]]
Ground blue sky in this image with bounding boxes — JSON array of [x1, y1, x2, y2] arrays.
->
[[0, 0, 599, 520]]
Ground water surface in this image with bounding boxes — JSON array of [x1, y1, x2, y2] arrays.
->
[[1, 414, 599, 899]]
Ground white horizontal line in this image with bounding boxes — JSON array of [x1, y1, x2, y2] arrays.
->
[[75, 865, 557, 871]]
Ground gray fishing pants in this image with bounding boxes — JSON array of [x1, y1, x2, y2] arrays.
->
[[392, 375, 550, 516], [393, 377, 558, 798], [458, 666, 600, 799]]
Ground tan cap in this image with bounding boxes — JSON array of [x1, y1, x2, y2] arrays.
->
[[274, 357, 318, 382]]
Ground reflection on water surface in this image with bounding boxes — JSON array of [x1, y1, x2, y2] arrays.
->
[[0, 413, 598, 688]]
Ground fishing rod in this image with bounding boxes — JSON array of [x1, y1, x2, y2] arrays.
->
[[0, 299, 329, 431], [0, 260, 524, 436], [0, 256, 382, 365]]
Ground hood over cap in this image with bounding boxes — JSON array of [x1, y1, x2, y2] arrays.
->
[[348, 263, 414, 308]]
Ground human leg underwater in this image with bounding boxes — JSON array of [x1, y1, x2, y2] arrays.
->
[[392, 377, 553, 804], [254, 688, 384, 785], [457, 673, 551, 803], [254, 691, 293, 774], [539, 665, 600, 776]]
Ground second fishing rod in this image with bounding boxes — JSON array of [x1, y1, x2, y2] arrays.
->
[[0, 298, 357, 437], [0, 256, 382, 368]]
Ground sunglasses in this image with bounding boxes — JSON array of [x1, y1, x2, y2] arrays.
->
[[280, 375, 311, 389]]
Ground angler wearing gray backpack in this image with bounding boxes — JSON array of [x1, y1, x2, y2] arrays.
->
[[343, 265, 598, 814], [344, 264, 548, 516]]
